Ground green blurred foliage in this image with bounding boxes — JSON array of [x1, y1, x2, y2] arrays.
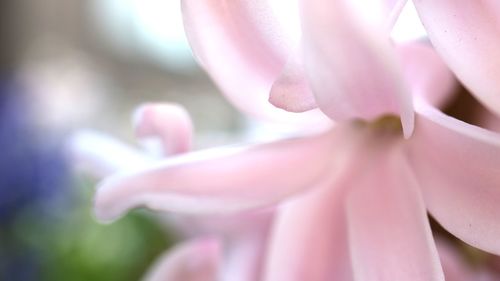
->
[[11, 178, 175, 281]]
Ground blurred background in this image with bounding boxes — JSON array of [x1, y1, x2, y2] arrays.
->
[[0, 1, 246, 280]]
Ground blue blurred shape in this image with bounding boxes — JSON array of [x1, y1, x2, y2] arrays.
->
[[0, 77, 69, 225]]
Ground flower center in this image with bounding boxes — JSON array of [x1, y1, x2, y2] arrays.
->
[[368, 115, 403, 136]]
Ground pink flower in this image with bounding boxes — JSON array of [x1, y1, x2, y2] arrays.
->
[[91, 1, 500, 280], [69, 103, 272, 281]]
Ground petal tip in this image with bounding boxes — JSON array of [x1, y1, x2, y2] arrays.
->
[[92, 179, 130, 223], [132, 103, 193, 155], [268, 88, 317, 114], [401, 100, 415, 139]]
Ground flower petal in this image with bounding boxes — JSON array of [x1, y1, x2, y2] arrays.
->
[[165, 211, 272, 281], [397, 42, 456, 108], [181, 0, 327, 125], [408, 100, 500, 255], [133, 103, 193, 155], [268, 49, 317, 113], [345, 146, 444, 281], [94, 124, 360, 221], [300, 0, 414, 137], [142, 239, 220, 281], [67, 130, 152, 178], [263, 184, 352, 281], [413, 0, 500, 115], [220, 215, 271, 281]]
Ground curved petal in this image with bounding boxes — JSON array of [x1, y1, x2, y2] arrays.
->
[[270, 0, 410, 115], [94, 124, 360, 221], [181, 0, 328, 125], [397, 42, 456, 108], [142, 239, 220, 281], [345, 146, 444, 281], [263, 184, 352, 281], [300, 0, 414, 137], [133, 103, 193, 156], [407, 100, 500, 255], [67, 130, 152, 178], [268, 48, 317, 113], [413, 0, 500, 116]]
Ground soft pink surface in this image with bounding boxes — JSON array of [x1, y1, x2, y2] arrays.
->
[[264, 184, 352, 281], [142, 239, 220, 281], [93, 123, 362, 220], [268, 47, 317, 113], [181, 0, 328, 125], [300, 0, 414, 136], [413, 0, 500, 115], [397, 43, 456, 107], [408, 100, 500, 255], [133, 103, 193, 155], [346, 146, 443, 281]]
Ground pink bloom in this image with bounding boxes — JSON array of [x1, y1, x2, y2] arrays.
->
[[69, 104, 272, 281], [90, 1, 500, 280]]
